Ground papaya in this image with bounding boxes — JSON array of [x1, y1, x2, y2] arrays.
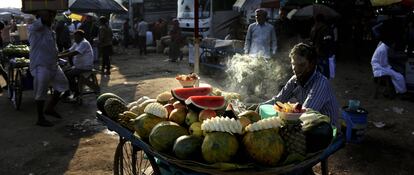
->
[[149, 121, 188, 153], [202, 132, 239, 163], [243, 128, 285, 166], [132, 113, 166, 141]]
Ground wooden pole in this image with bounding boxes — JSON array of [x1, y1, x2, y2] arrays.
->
[[194, 0, 200, 76]]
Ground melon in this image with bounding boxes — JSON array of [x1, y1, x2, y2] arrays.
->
[[243, 128, 285, 166], [171, 87, 212, 102], [103, 98, 128, 119], [97, 93, 125, 115], [202, 132, 239, 163], [238, 110, 261, 123], [149, 121, 188, 153], [185, 96, 226, 112], [173, 135, 203, 160], [132, 113, 166, 141], [304, 122, 333, 153]]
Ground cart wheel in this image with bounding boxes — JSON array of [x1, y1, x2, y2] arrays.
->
[[11, 69, 23, 110], [114, 139, 154, 175]]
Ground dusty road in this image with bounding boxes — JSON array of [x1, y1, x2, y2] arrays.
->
[[0, 45, 414, 175]]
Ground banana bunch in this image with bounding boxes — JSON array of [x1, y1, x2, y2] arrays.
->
[[201, 117, 243, 134], [143, 102, 168, 118], [118, 111, 138, 131], [245, 117, 282, 132]]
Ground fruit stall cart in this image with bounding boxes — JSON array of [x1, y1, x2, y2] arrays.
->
[[96, 80, 345, 175], [2, 44, 31, 110], [97, 111, 344, 175], [96, 74, 345, 175]]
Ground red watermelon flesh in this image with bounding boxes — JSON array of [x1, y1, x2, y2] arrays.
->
[[185, 96, 226, 110], [171, 87, 212, 101]]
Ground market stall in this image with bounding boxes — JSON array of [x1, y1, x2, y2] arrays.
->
[[2, 44, 31, 110], [96, 74, 345, 175]]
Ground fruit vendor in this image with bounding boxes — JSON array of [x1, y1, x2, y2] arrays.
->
[[263, 43, 339, 126], [29, 10, 69, 127], [244, 9, 277, 59], [58, 29, 94, 99]]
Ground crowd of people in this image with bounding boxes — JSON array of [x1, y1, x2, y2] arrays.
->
[[121, 17, 184, 62]]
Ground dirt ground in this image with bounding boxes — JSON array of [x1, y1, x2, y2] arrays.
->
[[1, 44, 414, 175]]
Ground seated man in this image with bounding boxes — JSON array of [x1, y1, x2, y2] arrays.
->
[[59, 29, 94, 98], [263, 43, 339, 126], [371, 41, 407, 95]]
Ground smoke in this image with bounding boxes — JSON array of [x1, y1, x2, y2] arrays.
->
[[224, 42, 299, 104], [224, 54, 291, 103]]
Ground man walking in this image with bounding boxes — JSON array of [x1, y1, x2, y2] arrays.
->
[[244, 9, 277, 59], [29, 10, 69, 127]]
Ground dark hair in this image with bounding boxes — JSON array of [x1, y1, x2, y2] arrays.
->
[[99, 16, 108, 24], [255, 9, 267, 17], [74, 29, 85, 37], [289, 43, 317, 64]]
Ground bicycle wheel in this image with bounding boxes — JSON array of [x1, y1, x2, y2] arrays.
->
[[114, 138, 154, 175], [11, 69, 22, 110], [7, 67, 14, 100]]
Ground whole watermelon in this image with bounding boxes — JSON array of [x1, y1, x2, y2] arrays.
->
[[202, 132, 239, 163], [304, 122, 333, 153], [173, 135, 203, 160], [97, 93, 125, 115], [104, 98, 128, 119], [132, 113, 166, 141], [243, 128, 285, 166], [149, 121, 188, 153]]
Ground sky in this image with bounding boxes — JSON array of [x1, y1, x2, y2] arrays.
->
[[0, 0, 22, 8]]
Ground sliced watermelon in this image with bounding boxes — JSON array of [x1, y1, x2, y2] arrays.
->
[[171, 87, 212, 102], [185, 96, 226, 111]]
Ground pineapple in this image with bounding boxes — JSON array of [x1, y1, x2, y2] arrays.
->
[[280, 120, 306, 156]]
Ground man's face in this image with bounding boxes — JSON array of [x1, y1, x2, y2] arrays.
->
[[37, 10, 56, 27], [291, 55, 313, 81], [255, 11, 266, 24], [74, 34, 82, 43]]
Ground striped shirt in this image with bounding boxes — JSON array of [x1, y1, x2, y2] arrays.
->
[[264, 70, 339, 125]]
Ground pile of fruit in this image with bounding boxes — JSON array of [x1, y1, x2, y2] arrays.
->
[[3, 44, 30, 57], [97, 87, 334, 168], [175, 73, 199, 81]]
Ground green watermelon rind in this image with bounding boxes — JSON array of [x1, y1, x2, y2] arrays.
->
[[185, 96, 226, 110], [171, 87, 212, 102]]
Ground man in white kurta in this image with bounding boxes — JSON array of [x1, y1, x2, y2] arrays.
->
[[371, 42, 407, 94], [244, 9, 277, 59], [29, 10, 69, 127]]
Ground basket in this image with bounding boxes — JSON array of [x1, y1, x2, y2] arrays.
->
[[278, 111, 304, 121], [178, 78, 199, 88]]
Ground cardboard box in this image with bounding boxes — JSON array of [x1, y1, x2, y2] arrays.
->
[[406, 58, 414, 92], [22, 0, 68, 13]]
